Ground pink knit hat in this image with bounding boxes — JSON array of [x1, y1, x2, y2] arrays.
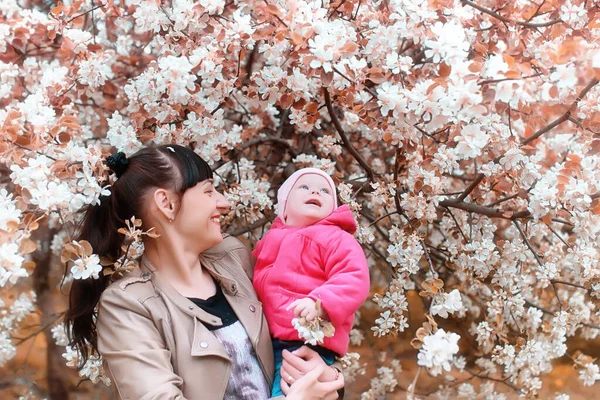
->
[[277, 168, 338, 220]]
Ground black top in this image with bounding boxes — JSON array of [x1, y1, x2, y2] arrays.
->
[[188, 279, 239, 331]]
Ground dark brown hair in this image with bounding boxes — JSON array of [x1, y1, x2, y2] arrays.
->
[[64, 144, 212, 366]]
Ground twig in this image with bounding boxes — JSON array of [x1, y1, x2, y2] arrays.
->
[[445, 207, 469, 244], [524, 298, 600, 331], [332, 66, 378, 98], [465, 368, 521, 392], [228, 217, 272, 236], [66, 3, 105, 23], [368, 211, 400, 228], [527, 0, 548, 22], [421, 240, 437, 277], [545, 223, 571, 249], [521, 78, 600, 146], [439, 198, 530, 220], [479, 73, 543, 86], [242, 136, 297, 157], [487, 193, 519, 207], [461, 0, 562, 28], [513, 220, 543, 266], [13, 313, 64, 345], [323, 87, 375, 180], [551, 279, 588, 290], [456, 173, 484, 202]]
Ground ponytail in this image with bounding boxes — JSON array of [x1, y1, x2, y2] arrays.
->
[[64, 194, 123, 365]]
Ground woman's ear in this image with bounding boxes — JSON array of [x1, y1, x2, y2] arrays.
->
[[153, 188, 178, 222]]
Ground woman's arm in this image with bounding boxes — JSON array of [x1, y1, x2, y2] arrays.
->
[[97, 286, 187, 400]]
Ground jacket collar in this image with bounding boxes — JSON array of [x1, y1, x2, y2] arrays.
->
[[139, 256, 234, 326]]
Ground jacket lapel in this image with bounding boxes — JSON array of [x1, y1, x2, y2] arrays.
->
[[139, 256, 231, 361]]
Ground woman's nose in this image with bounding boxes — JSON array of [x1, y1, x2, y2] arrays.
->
[[216, 191, 231, 210]]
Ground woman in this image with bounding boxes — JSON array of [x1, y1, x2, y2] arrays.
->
[[65, 144, 344, 399]]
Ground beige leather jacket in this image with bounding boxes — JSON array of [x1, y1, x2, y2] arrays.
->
[[96, 236, 276, 399]]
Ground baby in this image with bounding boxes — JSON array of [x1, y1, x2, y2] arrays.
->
[[252, 168, 370, 397]]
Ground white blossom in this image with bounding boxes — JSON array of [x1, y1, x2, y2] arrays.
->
[[417, 329, 461, 376]]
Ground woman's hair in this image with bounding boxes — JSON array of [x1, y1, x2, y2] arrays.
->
[[64, 144, 212, 366]]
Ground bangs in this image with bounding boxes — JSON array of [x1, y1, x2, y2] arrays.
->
[[160, 145, 213, 192]]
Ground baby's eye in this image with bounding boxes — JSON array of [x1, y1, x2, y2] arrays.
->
[[299, 185, 309, 190], [320, 188, 330, 194]]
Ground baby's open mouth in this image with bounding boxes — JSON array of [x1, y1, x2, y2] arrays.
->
[[305, 199, 322, 207]]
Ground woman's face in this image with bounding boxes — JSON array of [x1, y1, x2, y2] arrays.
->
[[174, 179, 230, 251]]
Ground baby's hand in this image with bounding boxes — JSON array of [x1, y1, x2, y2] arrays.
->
[[286, 298, 323, 321]]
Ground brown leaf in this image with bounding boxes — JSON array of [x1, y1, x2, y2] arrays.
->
[[18, 238, 37, 254], [541, 213, 553, 224], [438, 62, 451, 77], [61, 249, 73, 264], [321, 69, 334, 87], [100, 256, 114, 266], [78, 240, 92, 256], [321, 320, 335, 338], [265, 3, 283, 18], [5, 220, 19, 232], [145, 230, 161, 239], [290, 31, 304, 46], [22, 261, 36, 271], [50, 3, 64, 16], [293, 98, 307, 110]]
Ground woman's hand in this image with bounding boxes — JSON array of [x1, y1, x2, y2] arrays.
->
[[279, 346, 344, 397], [281, 364, 342, 400]]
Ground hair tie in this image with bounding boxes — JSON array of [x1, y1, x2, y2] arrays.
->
[[106, 152, 129, 178]]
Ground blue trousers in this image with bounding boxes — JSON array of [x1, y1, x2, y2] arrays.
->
[[271, 339, 336, 397]]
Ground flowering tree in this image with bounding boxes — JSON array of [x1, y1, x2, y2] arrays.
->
[[1, 0, 600, 398]]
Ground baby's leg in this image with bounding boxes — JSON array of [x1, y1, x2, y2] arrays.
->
[[271, 340, 302, 397]]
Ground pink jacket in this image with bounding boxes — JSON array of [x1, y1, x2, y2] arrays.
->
[[252, 205, 370, 355]]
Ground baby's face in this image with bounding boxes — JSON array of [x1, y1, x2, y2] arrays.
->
[[284, 174, 335, 227]]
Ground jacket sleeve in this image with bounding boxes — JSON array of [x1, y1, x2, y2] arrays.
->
[[308, 234, 370, 329], [97, 286, 187, 400]]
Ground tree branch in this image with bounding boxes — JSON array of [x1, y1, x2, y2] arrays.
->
[[242, 136, 297, 157], [439, 198, 530, 220], [323, 87, 375, 180], [445, 207, 469, 244], [228, 217, 272, 237], [479, 73, 543, 86], [461, 0, 562, 28], [521, 78, 600, 146], [456, 173, 484, 202], [513, 220, 543, 266]]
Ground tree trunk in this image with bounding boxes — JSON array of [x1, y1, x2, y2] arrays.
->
[[32, 228, 70, 400]]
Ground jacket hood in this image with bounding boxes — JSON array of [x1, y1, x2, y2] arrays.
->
[[271, 204, 356, 234]]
